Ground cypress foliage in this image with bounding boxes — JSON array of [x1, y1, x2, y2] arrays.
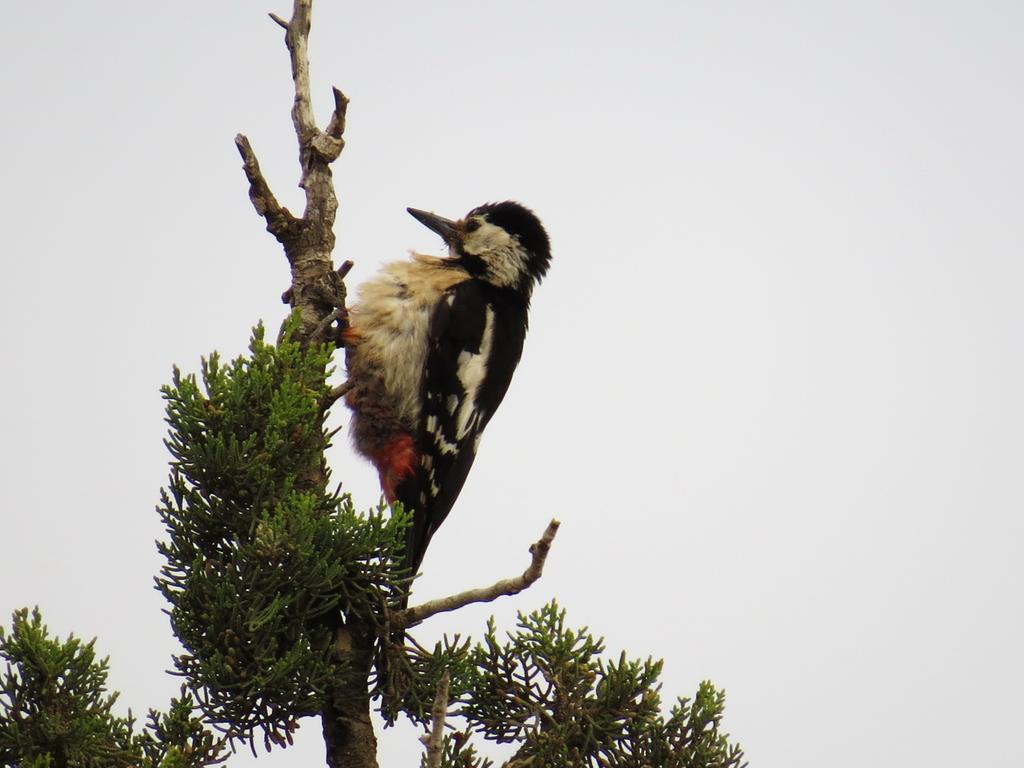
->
[[411, 602, 746, 768], [2, 315, 746, 767], [155, 318, 407, 749], [0, 608, 223, 767]]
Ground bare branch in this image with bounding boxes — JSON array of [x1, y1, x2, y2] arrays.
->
[[281, 0, 316, 142], [393, 520, 561, 630], [234, 134, 296, 237], [325, 87, 350, 140], [336, 259, 354, 279], [322, 380, 354, 415], [420, 671, 451, 768], [312, 307, 346, 343], [311, 88, 349, 162], [240, 3, 365, 766]]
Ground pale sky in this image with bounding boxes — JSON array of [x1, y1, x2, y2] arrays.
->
[[2, 1, 1022, 766]]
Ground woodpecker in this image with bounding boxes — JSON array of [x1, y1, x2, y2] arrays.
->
[[342, 201, 551, 599]]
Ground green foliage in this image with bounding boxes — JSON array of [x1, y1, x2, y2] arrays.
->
[[0, 607, 138, 767], [419, 733, 492, 768], [422, 602, 746, 768], [378, 633, 474, 728], [0, 608, 224, 768], [3, 314, 748, 768], [156, 319, 408, 749], [135, 691, 228, 768]]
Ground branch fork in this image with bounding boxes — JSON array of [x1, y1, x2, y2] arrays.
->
[[236, 0, 350, 346], [237, 5, 369, 766]]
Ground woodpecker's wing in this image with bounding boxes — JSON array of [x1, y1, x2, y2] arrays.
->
[[400, 280, 527, 573]]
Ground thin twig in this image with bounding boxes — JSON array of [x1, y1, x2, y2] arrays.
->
[[283, 0, 316, 142], [273, 0, 347, 226], [420, 670, 451, 768], [321, 380, 355, 415], [393, 520, 561, 631], [312, 307, 346, 343], [268, 12, 289, 29]]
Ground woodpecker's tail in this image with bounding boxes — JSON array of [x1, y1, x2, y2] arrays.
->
[[389, 484, 432, 650], [396, 504, 433, 611], [392, 462, 465, 612], [393, 473, 433, 612]]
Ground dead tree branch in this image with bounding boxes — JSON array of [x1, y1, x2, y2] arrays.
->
[[235, 134, 297, 238], [236, 0, 349, 347], [237, 2, 369, 767], [393, 520, 561, 631], [420, 671, 451, 768], [322, 380, 355, 416]]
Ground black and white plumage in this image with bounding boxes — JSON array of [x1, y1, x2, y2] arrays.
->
[[342, 201, 551, 599]]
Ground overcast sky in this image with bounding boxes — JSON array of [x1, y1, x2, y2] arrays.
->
[[2, 1, 1022, 766]]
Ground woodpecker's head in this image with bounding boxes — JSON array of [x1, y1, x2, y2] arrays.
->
[[407, 201, 551, 293]]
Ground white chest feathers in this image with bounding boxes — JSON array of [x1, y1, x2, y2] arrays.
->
[[347, 256, 467, 429]]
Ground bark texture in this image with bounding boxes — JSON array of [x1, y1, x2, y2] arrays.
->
[[236, 2, 375, 766], [321, 619, 378, 768]]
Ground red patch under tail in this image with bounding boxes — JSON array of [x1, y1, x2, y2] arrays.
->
[[372, 433, 418, 503]]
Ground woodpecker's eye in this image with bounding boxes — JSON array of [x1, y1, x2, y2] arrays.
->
[[465, 218, 481, 233]]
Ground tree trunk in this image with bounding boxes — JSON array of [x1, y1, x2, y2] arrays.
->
[[321, 621, 379, 768]]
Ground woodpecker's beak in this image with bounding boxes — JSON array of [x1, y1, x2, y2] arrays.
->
[[407, 208, 459, 246]]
